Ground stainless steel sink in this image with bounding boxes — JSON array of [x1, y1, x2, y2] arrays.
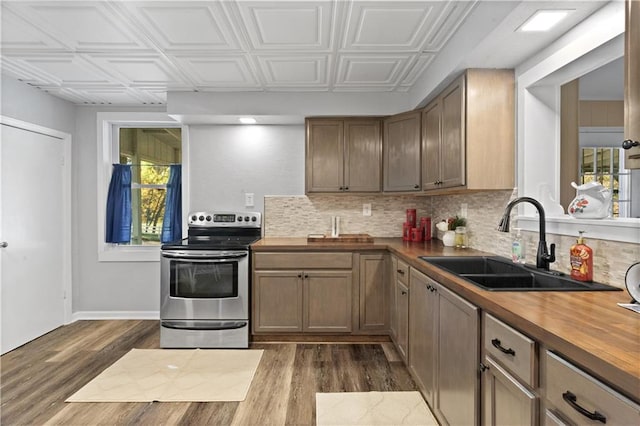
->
[[420, 256, 621, 292]]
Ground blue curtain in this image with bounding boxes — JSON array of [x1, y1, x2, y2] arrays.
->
[[105, 164, 132, 243], [161, 164, 182, 243]]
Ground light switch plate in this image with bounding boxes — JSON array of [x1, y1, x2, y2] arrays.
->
[[363, 203, 372, 216], [245, 193, 254, 207]]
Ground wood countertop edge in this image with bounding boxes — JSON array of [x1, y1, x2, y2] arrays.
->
[[252, 237, 640, 401]]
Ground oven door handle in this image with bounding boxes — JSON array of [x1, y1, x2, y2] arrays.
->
[[161, 250, 248, 260]]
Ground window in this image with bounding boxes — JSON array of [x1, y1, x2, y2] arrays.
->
[[580, 147, 631, 217], [119, 128, 182, 245], [97, 112, 187, 262]]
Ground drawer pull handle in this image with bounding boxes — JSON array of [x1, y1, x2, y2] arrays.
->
[[491, 338, 516, 356], [397, 269, 405, 275], [562, 391, 607, 424]]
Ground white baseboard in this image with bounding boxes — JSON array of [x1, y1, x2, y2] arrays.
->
[[71, 311, 160, 322]]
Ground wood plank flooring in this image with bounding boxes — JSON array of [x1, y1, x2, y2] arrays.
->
[[1, 321, 417, 425]]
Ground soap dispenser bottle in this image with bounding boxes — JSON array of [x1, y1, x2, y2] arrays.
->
[[570, 231, 593, 282], [511, 228, 525, 264]]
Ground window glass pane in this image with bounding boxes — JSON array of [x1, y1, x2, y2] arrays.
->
[[119, 128, 181, 245], [581, 149, 594, 174]]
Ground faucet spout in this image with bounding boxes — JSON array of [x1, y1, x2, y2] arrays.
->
[[497, 197, 556, 271]]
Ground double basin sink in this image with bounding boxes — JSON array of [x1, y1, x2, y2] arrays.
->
[[420, 256, 621, 292]]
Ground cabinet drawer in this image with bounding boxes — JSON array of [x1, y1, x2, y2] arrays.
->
[[395, 259, 409, 285], [254, 252, 352, 270], [545, 350, 640, 425], [484, 313, 536, 387]]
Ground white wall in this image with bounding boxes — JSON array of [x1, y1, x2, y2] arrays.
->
[[72, 106, 166, 316], [1, 74, 75, 133], [188, 125, 305, 214]]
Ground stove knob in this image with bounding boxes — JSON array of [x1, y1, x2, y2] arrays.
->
[[251, 216, 257, 222], [238, 216, 243, 221], [191, 215, 197, 221], [244, 216, 250, 222], [199, 215, 205, 221], [206, 215, 212, 221]]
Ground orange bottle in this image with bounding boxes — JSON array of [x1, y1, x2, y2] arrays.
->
[[570, 231, 593, 282]]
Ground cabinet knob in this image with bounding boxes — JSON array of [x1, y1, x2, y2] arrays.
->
[[414, 184, 419, 189], [479, 362, 489, 372], [304, 274, 309, 279], [397, 269, 405, 275], [297, 273, 302, 278], [344, 186, 349, 191], [339, 186, 344, 191], [401, 290, 408, 296]]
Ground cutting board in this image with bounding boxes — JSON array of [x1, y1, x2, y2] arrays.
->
[[307, 233, 374, 243]]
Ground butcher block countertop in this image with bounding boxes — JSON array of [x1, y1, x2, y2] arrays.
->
[[252, 237, 640, 401]]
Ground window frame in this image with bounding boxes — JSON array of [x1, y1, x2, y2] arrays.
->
[[97, 112, 189, 262]]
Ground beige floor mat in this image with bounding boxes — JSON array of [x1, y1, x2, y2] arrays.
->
[[316, 391, 438, 425], [66, 348, 263, 402]]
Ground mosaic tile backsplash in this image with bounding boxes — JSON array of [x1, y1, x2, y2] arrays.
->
[[264, 192, 638, 289]]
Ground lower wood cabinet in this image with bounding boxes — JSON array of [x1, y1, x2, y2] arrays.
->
[[358, 253, 389, 332], [407, 268, 480, 426], [303, 270, 353, 332], [253, 270, 303, 332], [253, 252, 353, 334], [481, 313, 539, 426], [395, 280, 409, 362], [543, 350, 640, 425], [408, 268, 437, 404], [391, 256, 410, 362], [483, 356, 537, 426], [254, 269, 352, 333]]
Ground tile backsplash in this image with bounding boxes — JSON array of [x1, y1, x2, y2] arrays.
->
[[264, 191, 637, 289], [264, 194, 430, 237]]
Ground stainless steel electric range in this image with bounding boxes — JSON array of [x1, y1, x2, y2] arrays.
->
[[160, 211, 261, 348]]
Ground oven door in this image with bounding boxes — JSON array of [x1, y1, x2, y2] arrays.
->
[[160, 250, 249, 321]]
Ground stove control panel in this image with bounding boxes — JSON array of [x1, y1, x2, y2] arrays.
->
[[188, 211, 261, 228]]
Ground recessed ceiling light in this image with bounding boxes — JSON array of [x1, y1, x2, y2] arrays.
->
[[519, 10, 572, 32], [239, 117, 256, 124]]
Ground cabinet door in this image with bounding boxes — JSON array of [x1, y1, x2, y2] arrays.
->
[[625, 0, 640, 167], [483, 356, 537, 426], [383, 111, 421, 191], [436, 284, 480, 426], [359, 254, 388, 332], [422, 99, 442, 191], [395, 280, 409, 362], [345, 119, 382, 192], [389, 256, 398, 340], [306, 119, 344, 192], [304, 270, 353, 332], [440, 77, 466, 189], [409, 269, 438, 406], [253, 271, 303, 332]]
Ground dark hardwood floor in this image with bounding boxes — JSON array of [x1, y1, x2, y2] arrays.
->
[[0, 321, 417, 425]]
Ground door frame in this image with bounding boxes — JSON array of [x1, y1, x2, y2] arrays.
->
[[0, 115, 73, 325]]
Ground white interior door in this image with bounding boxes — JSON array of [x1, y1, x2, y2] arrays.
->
[[1, 123, 67, 354]]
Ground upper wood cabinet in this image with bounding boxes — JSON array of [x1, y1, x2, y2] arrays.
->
[[422, 69, 515, 193], [305, 118, 381, 193], [383, 111, 422, 192], [625, 0, 640, 168], [422, 77, 465, 191]]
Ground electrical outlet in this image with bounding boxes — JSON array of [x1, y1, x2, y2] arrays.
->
[[245, 193, 254, 207], [363, 203, 372, 216]]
